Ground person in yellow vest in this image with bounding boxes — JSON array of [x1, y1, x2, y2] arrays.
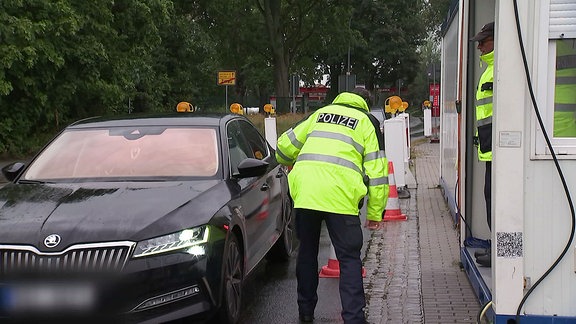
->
[[554, 39, 576, 137], [470, 22, 494, 267], [275, 87, 389, 323]]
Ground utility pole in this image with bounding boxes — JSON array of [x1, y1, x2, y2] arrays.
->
[[346, 43, 351, 91], [291, 74, 296, 113]]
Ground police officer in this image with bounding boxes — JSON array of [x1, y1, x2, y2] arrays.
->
[[275, 87, 389, 323], [470, 22, 494, 267], [554, 39, 576, 137]]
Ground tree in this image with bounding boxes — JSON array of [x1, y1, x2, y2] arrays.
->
[[291, 3, 358, 103], [403, 0, 450, 111], [404, 35, 441, 112], [256, 0, 354, 112], [153, 1, 221, 110], [423, 0, 454, 38], [350, 0, 427, 91], [1, 0, 180, 155], [0, 0, 450, 156], [196, 0, 273, 110], [0, 0, 81, 154]]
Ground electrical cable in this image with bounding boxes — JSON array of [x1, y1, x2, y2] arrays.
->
[[455, 179, 472, 235], [477, 300, 493, 324], [456, 178, 490, 248], [512, 1, 576, 322]]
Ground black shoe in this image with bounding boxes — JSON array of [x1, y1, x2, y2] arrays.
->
[[474, 249, 490, 258], [299, 314, 314, 322], [476, 253, 491, 267]]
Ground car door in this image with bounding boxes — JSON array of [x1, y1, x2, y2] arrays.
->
[[227, 120, 279, 273]]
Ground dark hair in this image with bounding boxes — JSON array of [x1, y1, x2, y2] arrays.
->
[[352, 87, 372, 106]]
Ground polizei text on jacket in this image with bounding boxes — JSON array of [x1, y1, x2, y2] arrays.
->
[[316, 113, 359, 129]]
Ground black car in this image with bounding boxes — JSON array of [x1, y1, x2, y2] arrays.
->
[[0, 110, 296, 323]]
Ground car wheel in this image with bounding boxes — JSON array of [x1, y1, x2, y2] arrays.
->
[[266, 197, 296, 262], [218, 234, 243, 324]]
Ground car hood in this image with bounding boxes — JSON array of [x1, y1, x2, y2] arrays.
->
[[0, 180, 228, 252]]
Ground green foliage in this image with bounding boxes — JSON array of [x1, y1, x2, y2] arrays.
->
[[255, 0, 356, 111], [350, 0, 428, 90], [423, 0, 454, 38], [0, 0, 447, 156]]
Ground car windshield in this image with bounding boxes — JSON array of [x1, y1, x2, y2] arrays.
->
[[23, 126, 220, 180]]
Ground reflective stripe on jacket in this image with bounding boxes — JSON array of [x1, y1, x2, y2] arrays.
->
[[554, 40, 576, 137], [476, 50, 494, 161], [275, 92, 389, 221]]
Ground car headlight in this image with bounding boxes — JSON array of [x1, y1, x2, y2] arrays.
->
[[133, 225, 209, 258]]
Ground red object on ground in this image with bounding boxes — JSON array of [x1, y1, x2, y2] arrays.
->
[[383, 161, 407, 221], [319, 244, 367, 278]]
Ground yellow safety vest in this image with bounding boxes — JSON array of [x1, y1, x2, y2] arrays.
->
[[476, 50, 494, 162], [275, 92, 389, 222], [554, 39, 576, 137]]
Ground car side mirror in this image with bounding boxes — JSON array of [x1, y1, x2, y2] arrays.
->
[[2, 162, 26, 182], [236, 158, 269, 178]]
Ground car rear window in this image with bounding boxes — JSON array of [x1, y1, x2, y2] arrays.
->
[[23, 127, 220, 180]]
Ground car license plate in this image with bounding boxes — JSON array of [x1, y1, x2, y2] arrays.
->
[[1, 282, 96, 314]]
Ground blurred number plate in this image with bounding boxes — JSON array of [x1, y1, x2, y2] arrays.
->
[[2, 283, 95, 313]]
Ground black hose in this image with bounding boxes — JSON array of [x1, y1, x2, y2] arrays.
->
[[512, 1, 576, 322], [455, 178, 473, 236]]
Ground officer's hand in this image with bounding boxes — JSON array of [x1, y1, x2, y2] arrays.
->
[[365, 220, 382, 230]]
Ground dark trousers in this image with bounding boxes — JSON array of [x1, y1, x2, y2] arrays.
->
[[484, 161, 492, 230], [295, 208, 365, 324]]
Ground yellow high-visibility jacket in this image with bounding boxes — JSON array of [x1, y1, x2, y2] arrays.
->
[[554, 39, 576, 137], [275, 92, 389, 222], [476, 50, 494, 162]]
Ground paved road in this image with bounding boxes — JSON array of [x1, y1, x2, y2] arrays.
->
[[0, 140, 481, 324], [371, 141, 480, 324], [238, 140, 480, 324]]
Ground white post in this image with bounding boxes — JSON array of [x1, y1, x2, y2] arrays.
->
[[424, 109, 432, 137], [398, 112, 411, 161], [264, 117, 278, 150], [384, 117, 407, 188]]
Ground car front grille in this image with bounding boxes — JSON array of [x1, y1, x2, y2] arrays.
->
[[0, 242, 135, 275]]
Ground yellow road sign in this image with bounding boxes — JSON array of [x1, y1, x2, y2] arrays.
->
[[218, 71, 236, 85]]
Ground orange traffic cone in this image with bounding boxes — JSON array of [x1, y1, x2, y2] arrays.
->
[[383, 161, 407, 221], [319, 243, 366, 278]]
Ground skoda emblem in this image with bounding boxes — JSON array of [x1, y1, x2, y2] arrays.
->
[[44, 234, 61, 248]]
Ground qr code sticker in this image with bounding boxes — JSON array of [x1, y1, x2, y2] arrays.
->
[[496, 232, 523, 258]]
